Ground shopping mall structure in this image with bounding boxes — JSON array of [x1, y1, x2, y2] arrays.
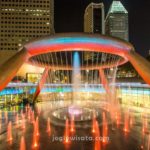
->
[[0, 33, 150, 106], [0, 1, 150, 150]]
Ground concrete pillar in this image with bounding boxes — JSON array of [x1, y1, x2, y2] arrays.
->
[[33, 68, 49, 102], [0, 48, 29, 91], [99, 68, 109, 93], [126, 51, 150, 85]]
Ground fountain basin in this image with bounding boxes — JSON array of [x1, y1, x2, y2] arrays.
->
[[51, 107, 99, 122]]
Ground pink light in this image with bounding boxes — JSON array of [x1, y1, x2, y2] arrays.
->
[[70, 115, 75, 133], [68, 106, 82, 116]]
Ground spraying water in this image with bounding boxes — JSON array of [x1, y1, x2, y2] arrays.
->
[[64, 119, 70, 144], [46, 117, 51, 136], [7, 121, 13, 144], [20, 136, 26, 150], [72, 52, 81, 102]]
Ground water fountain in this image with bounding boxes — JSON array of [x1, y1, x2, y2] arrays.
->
[[31, 111, 35, 124], [7, 121, 13, 144], [21, 113, 26, 131], [64, 119, 70, 144], [15, 113, 19, 127], [94, 121, 101, 150], [1, 34, 149, 150], [5, 111, 8, 124], [123, 110, 129, 133], [46, 117, 51, 136], [32, 120, 38, 149], [102, 112, 108, 143], [35, 117, 39, 136], [92, 112, 97, 134], [72, 52, 81, 102], [70, 115, 75, 133], [142, 114, 148, 134], [20, 136, 26, 150]]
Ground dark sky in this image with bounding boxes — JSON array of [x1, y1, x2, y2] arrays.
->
[[54, 0, 150, 57]]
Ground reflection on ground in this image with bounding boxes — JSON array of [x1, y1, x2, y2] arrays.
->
[[0, 101, 150, 150]]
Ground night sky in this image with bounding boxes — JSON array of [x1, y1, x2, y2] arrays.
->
[[54, 0, 150, 57]]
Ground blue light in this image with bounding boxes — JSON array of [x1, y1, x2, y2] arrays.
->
[[0, 88, 24, 96]]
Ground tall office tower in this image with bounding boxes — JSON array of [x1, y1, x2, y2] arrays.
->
[[84, 2, 105, 60], [105, 0, 129, 41], [84, 2, 105, 34], [0, 0, 54, 51]]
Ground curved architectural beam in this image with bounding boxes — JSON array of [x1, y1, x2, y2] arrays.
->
[[0, 48, 29, 91], [0, 33, 132, 92], [25, 33, 133, 60], [99, 69, 110, 93], [126, 51, 150, 85], [33, 68, 49, 102]]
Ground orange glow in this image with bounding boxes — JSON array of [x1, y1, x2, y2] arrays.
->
[[20, 136, 26, 150], [64, 119, 70, 144], [102, 112, 108, 143], [70, 115, 75, 133], [123, 111, 129, 133], [99, 69, 110, 93], [94, 121, 101, 150], [129, 115, 133, 128], [17, 63, 44, 78], [7, 121, 13, 144], [32, 121, 39, 149], [92, 112, 96, 134], [46, 117, 51, 136], [35, 117, 39, 136], [115, 112, 120, 128], [142, 115, 148, 134], [140, 145, 144, 149]]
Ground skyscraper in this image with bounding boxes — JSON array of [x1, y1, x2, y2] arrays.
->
[[105, 0, 129, 41], [0, 0, 54, 52], [84, 2, 105, 34], [84, 2, 105, 60]]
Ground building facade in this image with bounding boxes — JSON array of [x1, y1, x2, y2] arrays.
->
[[84, 2, 105, 34], [84, 2, 105, 60], [105, 0, 129, 41], [0, 0, 54, 51]]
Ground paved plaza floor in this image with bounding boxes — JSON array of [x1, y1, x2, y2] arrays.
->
[[0, 101, 149, 150]]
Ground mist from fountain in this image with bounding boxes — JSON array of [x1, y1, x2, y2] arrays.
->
[[72, 52, 81, 102], [68, 52, 82, 116]]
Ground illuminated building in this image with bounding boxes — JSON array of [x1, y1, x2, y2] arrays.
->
[[105, 0, 129, 41], [84, 2, 105, 34], [84, 3, 105, 60], [0, 0, 54, 79], [26, 73, 42, 83], [0, 0, 54, 51]]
